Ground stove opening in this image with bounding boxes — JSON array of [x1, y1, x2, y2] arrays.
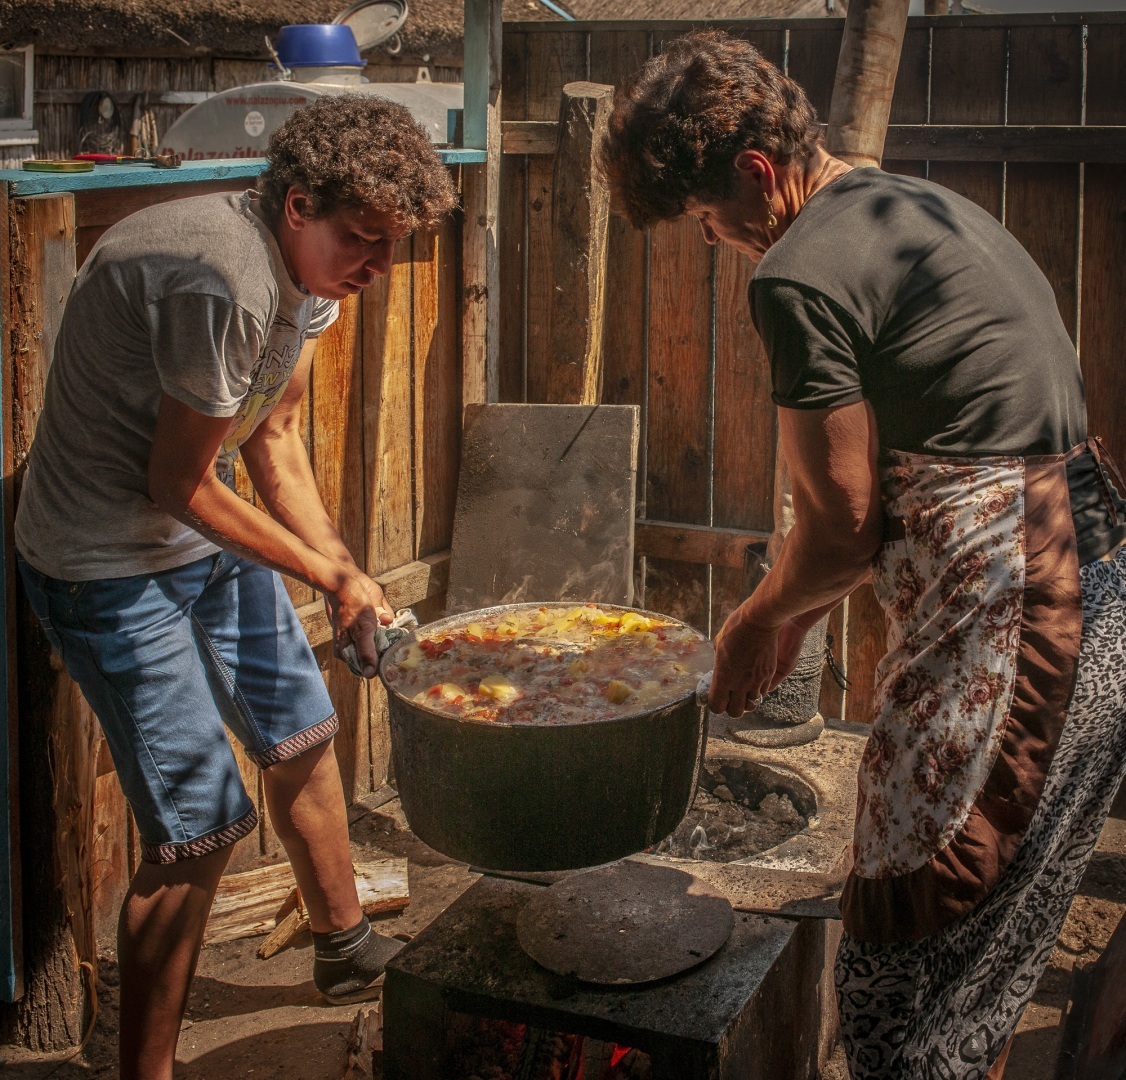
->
[[654, 758, 816, 862], [447, 1015, 652, 1079]]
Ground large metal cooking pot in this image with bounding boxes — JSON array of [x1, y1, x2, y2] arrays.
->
[[378, 602, 712, 872]]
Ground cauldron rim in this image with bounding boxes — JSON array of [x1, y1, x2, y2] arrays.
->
[[378, 600, 712, 729]]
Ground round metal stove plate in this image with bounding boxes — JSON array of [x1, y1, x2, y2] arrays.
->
[[516, 861, 735, 985]]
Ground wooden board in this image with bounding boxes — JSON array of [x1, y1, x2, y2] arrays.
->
[[525, 31, 588, 405], [446, 403, 639, 612], [645, 215, 712, 632], [309, 294, 370, 802], [499, 29, 529, 404]]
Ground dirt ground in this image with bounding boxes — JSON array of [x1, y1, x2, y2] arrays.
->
[[2, 797, 1123, 1080]]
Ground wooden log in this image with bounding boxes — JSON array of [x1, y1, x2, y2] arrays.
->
[[826, 0, 910, 172], [461, 0, 504, 406], [0, 192, 86, 1049], [343, 1004, 382, 1080], [541, 81, 614, 408], [205, 856, 410, 948]]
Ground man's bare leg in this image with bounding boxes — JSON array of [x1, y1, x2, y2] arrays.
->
[[262, 737, 401, 1001], [261, 737, 362, 932], [118, 845, 231, 1080]]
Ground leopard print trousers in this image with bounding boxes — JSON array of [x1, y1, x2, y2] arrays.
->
[[836, 547, 1126, 1079]]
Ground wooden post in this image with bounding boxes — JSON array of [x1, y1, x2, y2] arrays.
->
[[825, 0, 912, 169], [0, 181, 23, 1006], [0, 192, 91, 1050], [461, 0, 503, 407], [542, 81, 614, 406]]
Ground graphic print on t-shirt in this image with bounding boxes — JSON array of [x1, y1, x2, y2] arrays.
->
[[216, 311, 303, 485]]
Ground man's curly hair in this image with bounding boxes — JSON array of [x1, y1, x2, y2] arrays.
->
[[599, 30, 822, 229], [258, 94, 457, 228]]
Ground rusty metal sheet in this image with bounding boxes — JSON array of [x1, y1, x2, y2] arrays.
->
[[446, 403, 640, 613], [516, 861, 734, 985]]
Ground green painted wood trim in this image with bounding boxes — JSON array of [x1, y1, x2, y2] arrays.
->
[[0, 149, 484, 196]]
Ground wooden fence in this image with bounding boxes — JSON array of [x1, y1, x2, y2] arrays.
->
[[497, 12, 1126, 721], [2, 167, 463, 972]]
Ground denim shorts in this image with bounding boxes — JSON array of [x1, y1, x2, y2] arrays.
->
[[17, 550, 338, 864]]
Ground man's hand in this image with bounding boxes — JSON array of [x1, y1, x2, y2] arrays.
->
[[325, 571, 394, 678], [770, 619, 810, 691]]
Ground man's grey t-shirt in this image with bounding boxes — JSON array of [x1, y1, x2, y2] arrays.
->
[[15, 190, 338, 580], [750, 168, 1086, 456]]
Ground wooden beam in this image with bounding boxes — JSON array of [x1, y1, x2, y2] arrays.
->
[[884, 124, 1126, 163], [634, 520, 771, 571], [503, 120, 1126, 163], [461, 0, 503, 406], [541, 81, 614, 406], [296, 550, 451, 649]]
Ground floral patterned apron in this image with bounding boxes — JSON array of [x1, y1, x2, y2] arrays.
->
[[841, 447, 1085, 943]]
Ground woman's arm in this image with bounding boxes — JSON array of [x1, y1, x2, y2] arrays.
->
[[708, 399, 882, 717]]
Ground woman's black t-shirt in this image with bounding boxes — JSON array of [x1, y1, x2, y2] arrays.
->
[[750, 168, 1087, 457]]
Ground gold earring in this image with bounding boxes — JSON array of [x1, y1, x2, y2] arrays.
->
[[764, 191, 778, 229]]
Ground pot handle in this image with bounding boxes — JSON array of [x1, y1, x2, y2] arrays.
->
[[695, 671, 713, 707]]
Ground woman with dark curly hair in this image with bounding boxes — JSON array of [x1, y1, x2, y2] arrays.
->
[[601, 29, 1126, 1080], [14, 95, 456, 1078]]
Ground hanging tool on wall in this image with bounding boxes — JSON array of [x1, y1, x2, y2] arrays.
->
[[73, 152, 182, 168]]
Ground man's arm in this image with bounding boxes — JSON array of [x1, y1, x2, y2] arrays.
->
[[148, 338, 391, 676], [709, 399, 882, 716]]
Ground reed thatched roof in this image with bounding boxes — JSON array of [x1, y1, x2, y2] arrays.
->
[[565, 0, 844, 17], [0, 0, 841, 59], [0, 0, 568, 59]]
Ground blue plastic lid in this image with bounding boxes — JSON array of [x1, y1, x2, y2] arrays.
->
[[275, 24, 364, 68]]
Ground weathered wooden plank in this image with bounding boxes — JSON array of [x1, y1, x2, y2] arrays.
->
[[524, 31, 587, 408], [843, 585, 885, 726], [412, 223, 461, 561], [89, 774, 130, 951], [635, 520, 770, 572], [712, 243, 776, 631], [889, 25, 930, 125], [645, 215, 712, 632], [223, 735, 264, 873], [1004, 25, 1082, 340], [0, 178, 24, 1005], [6, 191, 88, 1042], [590, 29, 651, 429], [819, 601, 846, 721], [296, 552, 452, 650], [499, 29, 528, 403], [927, 25, 1006, 219], [462, 0, 504, 406], [785, 24, 844, 121], [204, 857, 409, 947], [504, 120, 1126, 163], [312, 294, 369, 801], [543, 81, 613, 407], [1079, 24, 1126, 465]]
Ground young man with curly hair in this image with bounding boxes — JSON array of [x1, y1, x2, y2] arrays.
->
[[14, 95, 457, 1079]]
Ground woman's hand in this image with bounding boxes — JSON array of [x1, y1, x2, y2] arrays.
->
[[708, 608, 781, 717], [325, 571, 394, 678]]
